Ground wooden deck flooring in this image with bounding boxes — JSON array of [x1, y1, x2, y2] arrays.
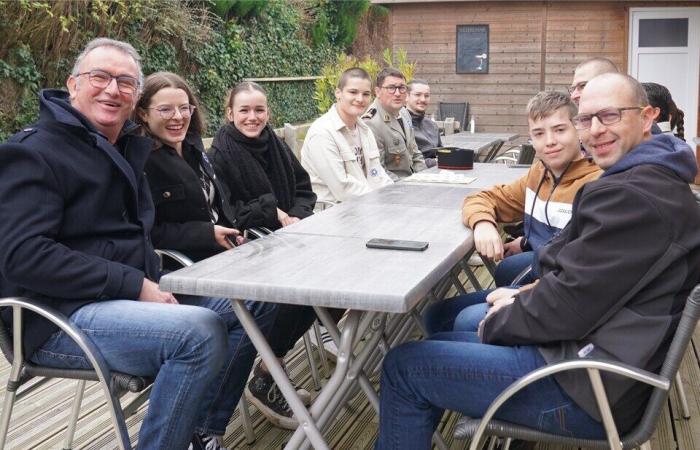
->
[[2, 266, 699, 449]]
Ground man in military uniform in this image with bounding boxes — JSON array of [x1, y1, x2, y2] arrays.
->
[[363, 68, 427, 180]]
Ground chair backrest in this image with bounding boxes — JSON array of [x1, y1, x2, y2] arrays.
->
[[625, 284, 700, 444], [517, 143, 536, 165], [437, 102, 469, 130], [482, 139, 505, 162]]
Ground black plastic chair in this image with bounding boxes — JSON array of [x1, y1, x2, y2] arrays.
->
[[0, 298, 152, 449], [454, 283, 700, 450], [481, 139, 505, 162], [516, 143, 536, 165], [437, 102, 469, 131]]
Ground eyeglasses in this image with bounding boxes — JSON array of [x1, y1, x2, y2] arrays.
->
[[146, 104, 196, 120], [75, 69, 140, 95], [567, 81, 587, 95], [381, 84, 408, 94], [571, 107, 644, 130]]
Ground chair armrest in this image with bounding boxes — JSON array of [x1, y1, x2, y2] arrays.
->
[[468, 358, 670, 450], [246, 227, 272, 239], [492, 155, 518, 164], [511, 265, 533, 285], [0, 297, 118, 394], [154, 249, 194, 268], [315, 200, 336, 211]]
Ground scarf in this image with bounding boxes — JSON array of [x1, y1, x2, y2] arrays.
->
[[214, 123, 296, 212]]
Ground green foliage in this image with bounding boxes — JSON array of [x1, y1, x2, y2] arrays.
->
[[262, 81, 319, 128], [190, 2, 337, 134], [0, 44, 42, 141], [212, 0, 265, 19], [382, 48, 416, 81], [314, 49, 416, 115], [311, 0, 370, 49], [0, 0, 356, 140]]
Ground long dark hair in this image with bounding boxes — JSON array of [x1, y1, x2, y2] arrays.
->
[[135, 71, 205, 139], [642, 82, 685, 140]]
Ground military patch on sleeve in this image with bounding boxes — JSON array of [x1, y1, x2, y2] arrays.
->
[[361, 108, 377, 120]]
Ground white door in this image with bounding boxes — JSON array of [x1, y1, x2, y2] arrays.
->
[[629, 7, 700, 146]]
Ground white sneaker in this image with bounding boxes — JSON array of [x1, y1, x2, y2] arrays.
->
[[309, 326, 339, 362]]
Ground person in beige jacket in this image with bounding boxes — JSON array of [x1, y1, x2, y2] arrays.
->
[[301, 68, 393, 203]]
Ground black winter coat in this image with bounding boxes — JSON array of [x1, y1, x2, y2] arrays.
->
[[145, 134, 238, 262], [0, 89, 160, 357], [482, 135, 700, 432]]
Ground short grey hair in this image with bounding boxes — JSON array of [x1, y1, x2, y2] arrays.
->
[[71, 38, 143, 90]]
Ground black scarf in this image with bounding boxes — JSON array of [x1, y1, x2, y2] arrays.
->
[[215, 123, 296, 212]]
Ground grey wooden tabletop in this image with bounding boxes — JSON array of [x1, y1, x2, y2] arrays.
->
[[160, 163, 529, 313], [159, 232, 469, 313]]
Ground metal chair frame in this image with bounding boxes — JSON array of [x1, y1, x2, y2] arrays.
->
[[455, 284, 700, 450], [0, 298, 153, 450]]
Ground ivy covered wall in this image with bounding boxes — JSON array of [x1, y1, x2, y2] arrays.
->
[[0, 0, 371, 140]]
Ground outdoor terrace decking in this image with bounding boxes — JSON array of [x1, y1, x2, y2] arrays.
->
[[2, 266, 699, 449]]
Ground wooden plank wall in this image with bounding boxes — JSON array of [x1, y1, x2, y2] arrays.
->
[[387, 1, 694, 134]]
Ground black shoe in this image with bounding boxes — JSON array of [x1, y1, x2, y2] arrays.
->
[[245, 363, 299, 430]]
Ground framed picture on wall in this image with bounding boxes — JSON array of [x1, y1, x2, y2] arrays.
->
[[456, 24, 489, 74]]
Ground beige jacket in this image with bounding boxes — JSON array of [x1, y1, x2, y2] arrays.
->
[[301, 105, 393, 203], [362, 99, 427, 180]]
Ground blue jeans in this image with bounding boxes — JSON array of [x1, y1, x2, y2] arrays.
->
[[31, 296, 276, 449], [375, 332, 605, 449], [494, 251, 536, 287], [423, 290, 493, 335]]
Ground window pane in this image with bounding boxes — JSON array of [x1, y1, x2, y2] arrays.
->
[[639, 18, 688, 47]]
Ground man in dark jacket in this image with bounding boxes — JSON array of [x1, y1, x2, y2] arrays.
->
[[406, 79, 441, 167], [375, 73, 700, 449], [0, 38, 274, 450]]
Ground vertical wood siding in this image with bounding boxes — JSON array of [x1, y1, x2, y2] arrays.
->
[[388, 1, 693, 134]]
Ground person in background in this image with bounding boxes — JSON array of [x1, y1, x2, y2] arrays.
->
[[405, 78, 441, 167], [301, 67, 393, 204], [363, 67, 427, 180], [568, 57, 618, 105], [642, 81, 685, 140], [423, 91, 601, 335]]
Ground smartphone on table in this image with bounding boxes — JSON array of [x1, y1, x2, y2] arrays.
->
[[366, 238, 429, 251]]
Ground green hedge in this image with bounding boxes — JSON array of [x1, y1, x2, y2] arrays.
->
[[0, 0, 342, 141]]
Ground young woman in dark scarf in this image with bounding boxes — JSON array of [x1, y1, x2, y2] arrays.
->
[[211, 81, 344, 431], [210, 81, 316, 230]]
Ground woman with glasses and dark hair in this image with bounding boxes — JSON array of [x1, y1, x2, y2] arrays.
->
[[136, 71, 244, 262], [134, 71, 277, 450]]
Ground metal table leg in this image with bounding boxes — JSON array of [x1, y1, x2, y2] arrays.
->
[[230, 300, 328, 450], [285, 310, 362, 449]]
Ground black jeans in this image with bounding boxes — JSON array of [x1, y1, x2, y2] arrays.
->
[[268, 304, 345, 357]]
